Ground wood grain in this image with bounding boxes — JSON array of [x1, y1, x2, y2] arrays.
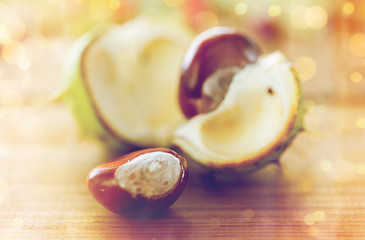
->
[[1, 104, 365, 239]]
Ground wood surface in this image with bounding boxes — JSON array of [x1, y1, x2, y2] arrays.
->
[[1, 103, 365, 239]]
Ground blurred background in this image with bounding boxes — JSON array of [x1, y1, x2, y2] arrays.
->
[[0, 0, 365, 183], [1, 0, 364, 108]]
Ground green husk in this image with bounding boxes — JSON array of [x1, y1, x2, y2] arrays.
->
[[60, 23, 133, 152]]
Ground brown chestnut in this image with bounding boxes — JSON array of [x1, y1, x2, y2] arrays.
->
[[87, 148, 188, 217], [179, 27, 260, 118]]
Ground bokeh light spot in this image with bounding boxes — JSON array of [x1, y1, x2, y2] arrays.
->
[[356, 117, 365, 128], [304, 212, 316, 225], [235, 3, 247, 16], [355, 164, 365, 175], [241, 208, 256, 221], [2, 41, 26, 64], [349, 34, 365, 58], [313, 211, 325, 222], [305, 6, 328, 30], [268, 5, 282, 17], [343, 2, 355, 15], [319, 160, 333, 172], [293, 56, 317, 81], [0, 25, 11, 45], [304, 211, 325, 226], [108, 0, 121, 10], [6, 17, 26, 41], [350, 72, 362, 83]]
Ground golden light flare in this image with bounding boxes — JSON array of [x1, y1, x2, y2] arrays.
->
[[349, 34, 365, 58], [0, 24, 11, 45], [89, 1, 110, 21], [268, 5, 282, 17], [304, 211, 325, 225], [355, 164, 365, 175], [350, 72, 362, 83], [343, 2, 355, 15], [356, 117, 365, 128], [5, 17, 26, 41], [304, 6, 328, 30], [235, 2, 248, 16], [2, 41, 27, 64], [290, 6, 327, 30], [164, 0, 185, 8], [108, 0, 121, 11], [319, 159, 333, 172], [293, 56, 317, 81]]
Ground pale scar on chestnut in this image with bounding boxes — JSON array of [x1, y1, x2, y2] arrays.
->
[[87, 148, 188, 217]]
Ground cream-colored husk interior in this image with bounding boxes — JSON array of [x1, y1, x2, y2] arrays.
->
[[173, 51, 298, 165], [83, 18, 190, 146], [114, 151, 181, 198]]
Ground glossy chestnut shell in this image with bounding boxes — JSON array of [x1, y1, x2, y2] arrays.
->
[[179, 27, 260, 118], [87, 148, 188, 217]]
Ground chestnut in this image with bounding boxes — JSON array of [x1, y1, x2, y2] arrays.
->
[[179, 27, 260, 118], [173, 27, 303, 174], [87, 148, 188, 217]]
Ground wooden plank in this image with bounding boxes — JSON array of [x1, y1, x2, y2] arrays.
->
[[1, 104, 365, 239]]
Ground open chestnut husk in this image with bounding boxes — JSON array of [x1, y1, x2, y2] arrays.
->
[[87, 148, 188, 217], [173, 27, 304, 174]]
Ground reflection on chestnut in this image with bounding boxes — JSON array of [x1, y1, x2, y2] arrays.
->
[[87, 148, 188, 217], [179, 27, 260, 118]]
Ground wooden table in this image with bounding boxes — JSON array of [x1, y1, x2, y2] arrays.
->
[[1, 103, 365, 239]]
